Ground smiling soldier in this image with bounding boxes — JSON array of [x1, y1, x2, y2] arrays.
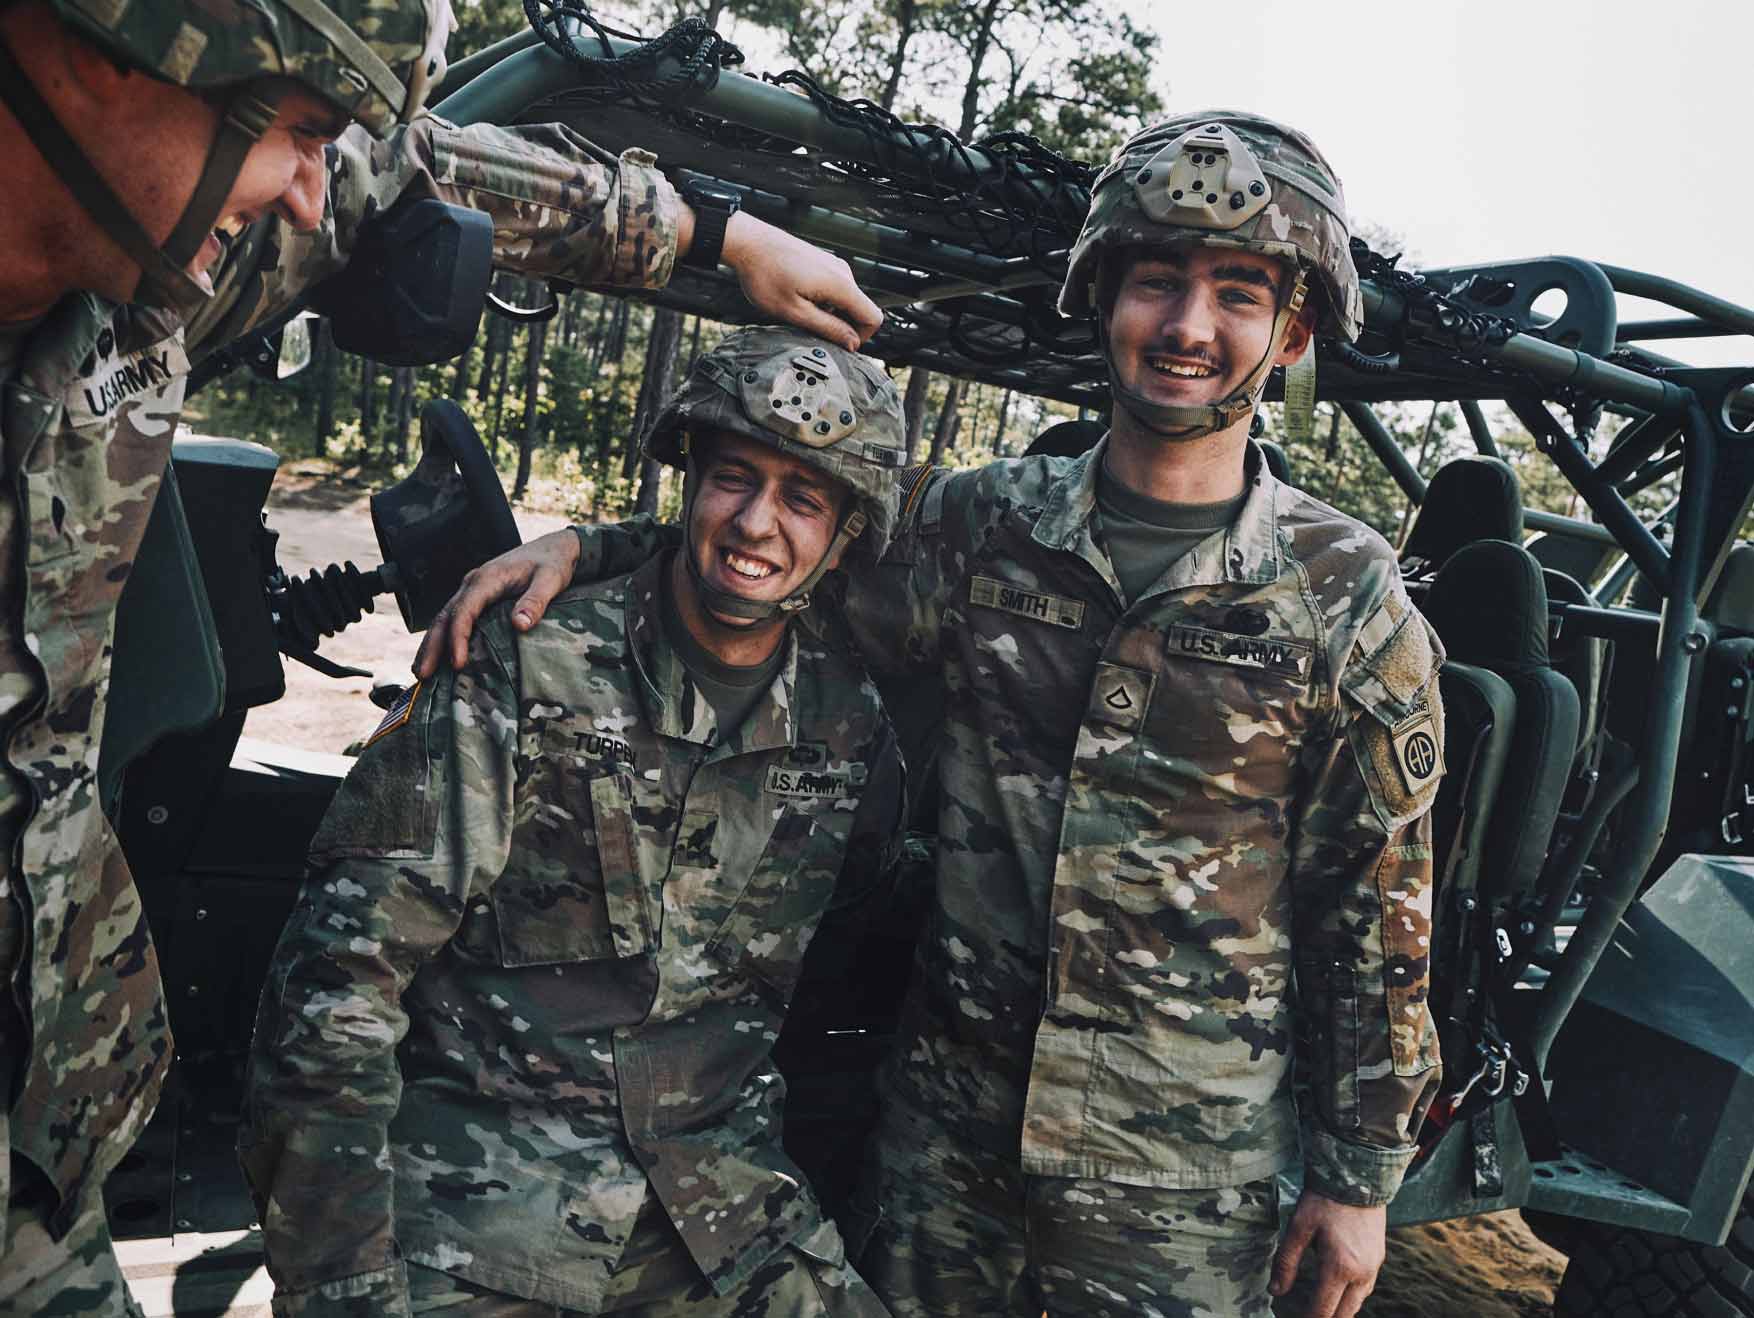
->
[[242, 326, 905, 1317], [421, 110, 1449, 1318]]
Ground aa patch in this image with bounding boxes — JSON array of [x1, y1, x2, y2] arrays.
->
[[1166, 624, 1311, 680], [1391, 713, 1444, 791], [969, 575, 1085, 630], [765, 764, 853, 799], [365, 681, 421, 748]]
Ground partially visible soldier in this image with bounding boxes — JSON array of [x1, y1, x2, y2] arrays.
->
[[419, 110, 1448, 1318], [242, 327, 905, 1317], [0, 2, 881, 1311]]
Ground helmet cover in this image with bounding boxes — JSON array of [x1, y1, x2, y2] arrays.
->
[[50, 0, 456, 137], [1060, 109, 1362, 341], [648, 326, 907, 563]]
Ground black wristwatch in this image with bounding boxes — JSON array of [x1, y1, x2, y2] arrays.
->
[[680, 181, 742, 271]]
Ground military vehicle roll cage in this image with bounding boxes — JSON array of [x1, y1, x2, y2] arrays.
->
[[112, 9, 1754, 1313]]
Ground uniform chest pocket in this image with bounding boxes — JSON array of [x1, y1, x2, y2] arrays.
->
[[702, 803, 850, 1001], [492, 766, 656, 966]]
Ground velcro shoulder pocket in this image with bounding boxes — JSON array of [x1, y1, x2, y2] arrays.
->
[[1341, 605, 1445, 831], [311, 679, 441, 860]]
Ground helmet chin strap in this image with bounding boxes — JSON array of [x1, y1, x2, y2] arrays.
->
[[677, 456, 867, 626], [1106, 271, 1308, 443], [0, 37, 276, 318]]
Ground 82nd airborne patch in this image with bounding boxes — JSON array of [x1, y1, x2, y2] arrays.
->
[[1391, 711, 1444, 792]]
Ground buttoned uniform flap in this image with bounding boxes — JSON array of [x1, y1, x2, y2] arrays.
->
[[1340, 606, 1446, 830], [702, 784, 860, 1003], [1339, 603, 1439, 728], [491, 731, 653, 966]]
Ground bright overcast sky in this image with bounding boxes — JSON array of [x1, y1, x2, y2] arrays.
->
[[1140, 0, 1752, 366]]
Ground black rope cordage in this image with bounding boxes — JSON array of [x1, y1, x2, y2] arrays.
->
[[519, 1, 1100, 371], [522, 0, 745, 99]]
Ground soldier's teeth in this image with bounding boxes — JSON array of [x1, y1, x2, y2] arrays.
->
[[1149, 360, 1215, 377], [725, 552, 774, 579]]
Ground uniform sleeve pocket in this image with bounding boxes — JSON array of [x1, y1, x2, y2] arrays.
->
[[1341, 614, 1446, 832], [1376, 838, 1441, 1077]]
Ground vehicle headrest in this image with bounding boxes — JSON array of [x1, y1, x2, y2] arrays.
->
[[1705, 543, 1754, 632], [1257, 439, 1293, 484], [1424, 539, 1550, 672], [1401, 456, 1524, 574], [1025, 418, 1106, 459]]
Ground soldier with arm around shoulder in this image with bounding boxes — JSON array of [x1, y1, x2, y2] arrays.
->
[[422, 111, 1447, 1318]]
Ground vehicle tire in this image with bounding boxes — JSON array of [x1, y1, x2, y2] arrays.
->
[[1552, 1190, 1754, 1316]]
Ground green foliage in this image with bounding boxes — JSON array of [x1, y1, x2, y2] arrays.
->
[[451, 0, 530, 55]]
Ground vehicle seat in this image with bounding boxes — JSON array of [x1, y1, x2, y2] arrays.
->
[[1423, 540, 1580, 921], [1258, 439, 1294, 485], [1659, 545, 1754, 862], [1543, 570, 1610, 794], [1401, 456, 1524, 583], [1705, 543, 1754, 634], [1527, 531, 1618, 590]]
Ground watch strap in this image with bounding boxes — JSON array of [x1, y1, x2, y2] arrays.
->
[[682, 185, 739, 271]]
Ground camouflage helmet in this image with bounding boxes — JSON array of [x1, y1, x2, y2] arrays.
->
[[1060, 110, 1363, 342], [4, 0, 454, 316], [647, 326, 908, 566], [48, 0, 456, 137]]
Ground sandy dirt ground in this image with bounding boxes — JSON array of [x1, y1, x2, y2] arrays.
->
[[240, 462, 573, 753], [236, 467, 1569, 1317]]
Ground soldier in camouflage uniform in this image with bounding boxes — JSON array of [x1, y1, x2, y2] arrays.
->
[[242, 327, 906, 1317], [424, 112, 1447, 1318], [0, 2, 880, 1311]]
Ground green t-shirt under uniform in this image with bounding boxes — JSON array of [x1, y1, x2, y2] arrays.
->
[[1096, 461, 1248, 606]]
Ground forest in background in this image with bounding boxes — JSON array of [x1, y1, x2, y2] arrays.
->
[[190, 0, 1647, 541]]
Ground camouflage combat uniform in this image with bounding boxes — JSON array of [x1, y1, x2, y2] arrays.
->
[[838, 439, 1445, 1315], [241, 553, 901, 1317], [0, 117, 680, 1311], [561, 434, 1446, 1314]]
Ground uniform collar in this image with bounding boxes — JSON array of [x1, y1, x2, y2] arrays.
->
[[624, 552, 800, 756], [1033, 435, 1285, 593]]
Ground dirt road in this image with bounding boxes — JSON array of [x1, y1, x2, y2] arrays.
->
[[240, 463, 572, 754], [231, 469, 1568, 1317]]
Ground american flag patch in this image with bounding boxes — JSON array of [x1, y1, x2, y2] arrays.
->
[[365, 680, 421, 748]]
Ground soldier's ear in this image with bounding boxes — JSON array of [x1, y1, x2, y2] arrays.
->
[[1275, 302, 1316, 368], [57, 22, 136, 108]]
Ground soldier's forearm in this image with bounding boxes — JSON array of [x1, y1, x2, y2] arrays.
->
[[571, 516, 674, 587], [205, 117, 681, 350]]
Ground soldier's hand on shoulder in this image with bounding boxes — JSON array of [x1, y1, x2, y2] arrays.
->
[[412, 529, 582, 678], [720, 213, 882, 350], [1269, 1190, 1386, 1318]]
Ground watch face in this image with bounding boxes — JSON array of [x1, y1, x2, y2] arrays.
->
[[688, 184, 741, 211]]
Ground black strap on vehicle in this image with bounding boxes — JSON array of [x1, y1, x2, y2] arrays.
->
[[1430, 708, 1495, 1067]]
